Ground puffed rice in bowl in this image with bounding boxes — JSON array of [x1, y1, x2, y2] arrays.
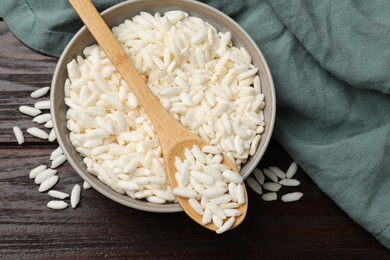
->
[[51, 0, 275, 212]]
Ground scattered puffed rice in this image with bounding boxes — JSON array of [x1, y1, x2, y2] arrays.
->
[[51, 154, 66, 169], [83, 181, 92, 189], [281, 192, 303, 202], [245, 177, 262, 195], [29, 165, 47, 179], [279, 178, 300, 187], [26, 127, 49, 140], [262, 168, 278, 183], [38, 175, 59, 192], [19, 105, 41, 117], [262, 182, 281, 192], [34, 169, 57, 184], [286, 161, 298, 179], [34, 100, 50, 110], [31, 86, 50, 98], [248, 161, 303, 203], [47, 200, 68, 210], [48, 190, 70, 199], [268, 166, 286, 179], [13, 126, 24, 145], [71, 184, 81, 208], [261, 192, 277, 201]]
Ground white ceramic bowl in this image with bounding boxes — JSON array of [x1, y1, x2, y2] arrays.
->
[[51, 0, 275, 212]]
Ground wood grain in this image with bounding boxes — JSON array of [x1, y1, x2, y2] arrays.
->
[[0, 20, 389, 258]]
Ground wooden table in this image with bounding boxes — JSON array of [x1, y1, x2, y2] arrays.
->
[[1, 20, 389, 258]]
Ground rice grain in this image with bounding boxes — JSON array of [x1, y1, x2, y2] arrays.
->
[[48, 190, 70, 199], [286, 161, 298, 179], [51, 154, 67, 169], [47, 200, 68, 210], [19, 105, 41, 117], [215, 217, 235, 234], [29, 165, 47, 179], [27, 127, 49, 140], [245, 176, 262, 195], [71, 184, 81, 208], [279, 178, 300, 187], [38, 175, 59, 192], [281, 192, 303, 202], [31, 86, 50, 98], [13, 126, 24, 145], [261, 192, 277, 201]]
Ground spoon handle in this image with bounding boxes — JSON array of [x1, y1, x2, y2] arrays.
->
[[69, 0, 183, 143]]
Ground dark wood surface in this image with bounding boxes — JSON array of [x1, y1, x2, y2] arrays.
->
[[0, 20, 389, 259]]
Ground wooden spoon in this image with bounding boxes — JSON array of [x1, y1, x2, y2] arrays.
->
[[69, 0, 247, 231]]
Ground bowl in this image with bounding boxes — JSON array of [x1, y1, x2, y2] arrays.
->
[[51, 0, 276, 212]]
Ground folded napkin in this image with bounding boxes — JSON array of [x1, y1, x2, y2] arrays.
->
[[1, 0, 389, 248]]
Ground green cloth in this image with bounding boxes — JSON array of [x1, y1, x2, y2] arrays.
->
[[1, 0, 390, 248]]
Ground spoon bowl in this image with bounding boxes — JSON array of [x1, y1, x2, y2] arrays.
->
[[69, 0, 248, 231]]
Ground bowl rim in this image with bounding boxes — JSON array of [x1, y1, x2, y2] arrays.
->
[[51, 0, 276, 213]]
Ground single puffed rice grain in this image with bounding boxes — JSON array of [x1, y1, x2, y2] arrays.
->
[[34, 169, 57, 184], [13, 126, 24, 145], [249, 135, 260, 156], [48, 129, 56, 142], [253, 168, 265, 185], [202, 145, 221, 155], [236, 184, 245, 205], [286, 161, 298, 179], [172, 187, 197, 198], [191, 171, 214, 186], [34, 100, 51, 110], [83, 181, 92, 189], [38, 175, 59, 192], [29, 165, 47, 179], [228, 182, 238, 202], [188, 198, 204, 215], [202, 208, 212, 225], [33, 113, 51, 124], [202, 187, 226, 198], [31, 86, 50, 98], [245, 176, 262, 195], [212, 214, 223, 228], [281, 192, 303, 202], [222, 170, 243, 184], [45, 120, 53, 128], [50, 146, 63, 160], [219, 202, 240, 209], [153, 189, 176, 201], [262, 182, 282, 192], [261, 192, 277, 201], [146, 196, 166, 204], [209, 194, 231, 205], [216, 217, 235, 234], [135, 190, 153, 199], [48, 190, 70, 199], [117, 180, 142, 191], [51, 154, 67, 169], [71, 184, 81, 208], [223, 209, 241, 217], [263, 168, 278, 183], [279, 178, 300, 187], [19, 105, 41, 117], [269, 166, 286, 179], [47, 200, 68, 210], [27, 127, 48, 140]]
